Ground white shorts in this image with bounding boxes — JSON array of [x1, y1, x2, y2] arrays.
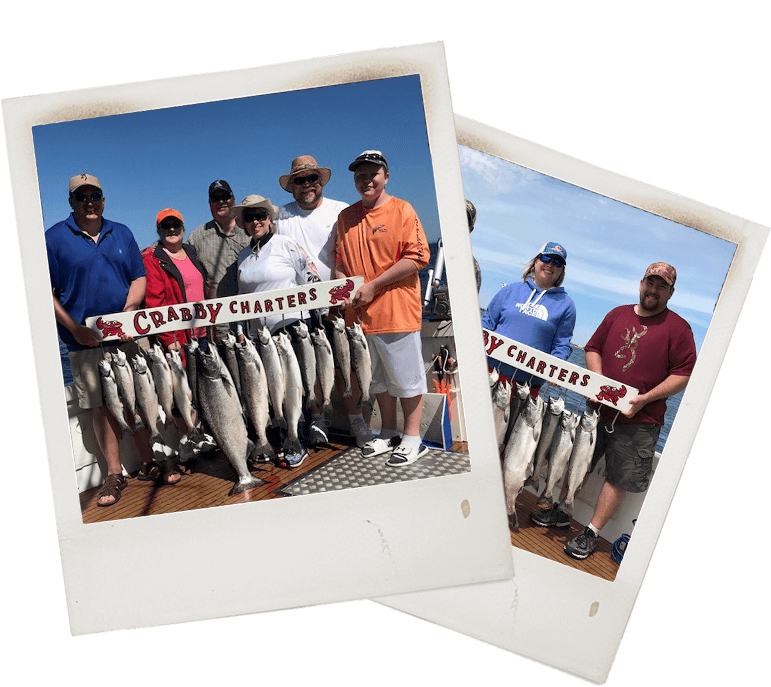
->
[[367, 331, 428, 398]]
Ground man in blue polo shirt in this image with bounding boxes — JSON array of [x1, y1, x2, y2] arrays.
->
[[46, 173, 168, 507]]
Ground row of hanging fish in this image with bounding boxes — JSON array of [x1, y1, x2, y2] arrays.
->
[[490, 371, 600, 531], [99, 315, 372, 496]]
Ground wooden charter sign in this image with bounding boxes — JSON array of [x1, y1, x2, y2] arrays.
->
[[85, 277, 363, 342], [483, 328, 638, 413]]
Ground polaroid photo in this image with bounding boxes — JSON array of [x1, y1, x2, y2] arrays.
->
[[2, 44, 513, 635], [377, 114, 770, 682]]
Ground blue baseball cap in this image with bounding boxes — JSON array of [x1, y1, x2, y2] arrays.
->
[[538, 241, 567, 263]]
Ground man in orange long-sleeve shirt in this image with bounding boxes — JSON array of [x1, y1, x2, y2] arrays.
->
[[334, 150, 430, 466]]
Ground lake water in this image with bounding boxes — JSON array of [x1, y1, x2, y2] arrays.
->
[[60, 257, 681, 454], [535, 345, 680, 453]]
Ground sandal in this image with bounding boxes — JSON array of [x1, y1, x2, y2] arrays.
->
[[138, 460, 181, 485], [96, 473, 127, 507], [361, 435, 401, 458]]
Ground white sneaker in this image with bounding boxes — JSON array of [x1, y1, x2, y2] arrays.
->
[[349, 416, 374, 448], [386, 443, 429, 467]]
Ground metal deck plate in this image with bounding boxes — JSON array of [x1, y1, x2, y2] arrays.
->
[[278, 446, 471, 496]]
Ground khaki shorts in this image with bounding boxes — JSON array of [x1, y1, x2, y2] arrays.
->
[[69, 340, 148, 410], [367, 331, 427, 398], [591, 421, 660, 493]]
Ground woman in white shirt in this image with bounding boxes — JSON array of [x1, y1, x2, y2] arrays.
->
[[235, 194, 322, 469], [235, 195, 321, 336]]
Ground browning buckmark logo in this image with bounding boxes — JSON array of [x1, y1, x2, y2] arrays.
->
[[615, 325, 647, 371]]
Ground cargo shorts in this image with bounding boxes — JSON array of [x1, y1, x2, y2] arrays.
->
[[591, 421, 660, 493]]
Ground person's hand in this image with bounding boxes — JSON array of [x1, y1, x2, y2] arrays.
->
[[351, 281, 377, 308], [621, 393, 647, 419], [237, 333, 246, 344], [73, 323, 102, 347]]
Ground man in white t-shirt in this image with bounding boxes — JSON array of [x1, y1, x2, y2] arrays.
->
[[275, 155, 371, 448]]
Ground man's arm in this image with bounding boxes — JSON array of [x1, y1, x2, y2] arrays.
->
[[623, 374, 690, 419], [52, 295, 101, 347], [351, 258, 417, 308], [123, 276, 146, 312]]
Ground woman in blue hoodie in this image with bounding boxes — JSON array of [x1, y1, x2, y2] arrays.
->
[[481, 241, 576, 395]]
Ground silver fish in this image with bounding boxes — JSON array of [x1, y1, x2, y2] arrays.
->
[[561, 402, 600, 518], [146, 343, 175, 427], [310, 325, 335, 415], [219, 332, 243, 402], [110, 348, 137, 427], [292, 320, 318, 409], [183, 339, 199, 412], [491, 378, 512, 450], [275, 331, 304, 456], [510, 381, 530, 425], [346, 321, 372, 405], [234, 338, 273, 457], [539, 409, 580, 507], [329, 315, 352, 398], [502, 394, 545, 531], [166, 350, 198, 437], [98, 357, 133, 438], [131, 353, 161, 443], [196, 341, 264, 495], [527, 394, 566, 491], [257, 325, 285, 425], [489, 367, 500, 388]]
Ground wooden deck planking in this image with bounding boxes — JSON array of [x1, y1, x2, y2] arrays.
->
[[509, 488, 619, 581], [81, 437, 618, 582]]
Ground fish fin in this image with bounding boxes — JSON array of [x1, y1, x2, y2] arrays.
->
[[282, 437, 304, 456], [250, 442, 275, 459], [228, 476, 265, 496]]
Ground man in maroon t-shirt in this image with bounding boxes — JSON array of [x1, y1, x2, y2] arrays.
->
[[531, 262, 697, 560]]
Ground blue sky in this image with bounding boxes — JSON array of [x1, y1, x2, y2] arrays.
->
[[460, 145, 736, 349], [32, 75, 441, 252]]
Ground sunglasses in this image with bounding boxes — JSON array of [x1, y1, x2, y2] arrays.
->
[[293, 174, 320, 186], [72, 191, 103, 203], [160, 221, 183, 231], [210, 192, 233, 202], [539, 254, 565, 268], [243, 209, 270, 223]]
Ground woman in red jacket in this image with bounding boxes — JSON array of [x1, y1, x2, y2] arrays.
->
[[142, 208, 214, 462], [142, 208, 209, 355]]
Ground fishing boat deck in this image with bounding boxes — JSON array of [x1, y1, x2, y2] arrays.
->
[[81, 439, 618, 581], [509, 489, 619, 581]]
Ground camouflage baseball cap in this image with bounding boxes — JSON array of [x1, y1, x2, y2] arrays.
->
[[643, 262, 677, 286]]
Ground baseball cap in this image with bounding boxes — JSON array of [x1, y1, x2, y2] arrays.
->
[[69, 173, 102, 193], [348, 150, 389, 174], [208, 180, 233, 199], [156, 208, 184, 226], [538, 241, 568, 263], [643, 262, 677, 286]]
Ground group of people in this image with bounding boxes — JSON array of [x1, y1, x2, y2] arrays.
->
[[481, 239, 697, 561], [47, 150, 431, 507], [46, 150, 697, 564]]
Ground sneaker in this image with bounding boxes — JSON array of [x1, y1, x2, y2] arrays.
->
[[529, 502, 571, 528], [195, 433, 217, 453], [285, 449, 308, 468], [307, 419, 330, 448], [564, 526, 599, 560], [178, 437, 197, 462], [385, 443, 429, 467], [349, 416, 374, 448]]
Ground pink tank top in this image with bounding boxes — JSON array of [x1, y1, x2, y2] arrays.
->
[[168, 250, 206, 339]]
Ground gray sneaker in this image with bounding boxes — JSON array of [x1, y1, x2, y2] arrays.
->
[[564, 526, 599, 560], [349, 416, 374, 448], [529, 502, 571, 528]]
